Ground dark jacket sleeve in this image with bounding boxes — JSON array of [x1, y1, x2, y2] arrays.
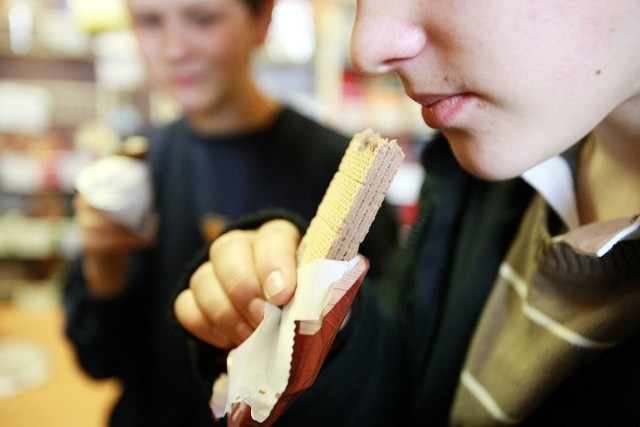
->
[[63, 253, 149, 379]]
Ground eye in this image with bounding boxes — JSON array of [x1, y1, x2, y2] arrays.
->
[[132, 12, 162, 30], [193, 12, 218, 26], [186, 9, 227, 29]]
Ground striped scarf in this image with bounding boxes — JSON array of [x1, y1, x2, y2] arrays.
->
[[450, 195, 640, 425]]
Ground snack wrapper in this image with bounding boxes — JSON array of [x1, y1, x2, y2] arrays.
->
[[75, 155, 158, 237], [211, 255, 369, 425]]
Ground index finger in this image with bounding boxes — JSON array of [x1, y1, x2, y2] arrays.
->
[[210, 229, 265, 328], [253, 219, 301, 306]]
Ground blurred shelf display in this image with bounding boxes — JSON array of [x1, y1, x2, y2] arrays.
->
[[66, 0, 129, 34], [0, 0, 134, 291], [1, 0, 92, 59]]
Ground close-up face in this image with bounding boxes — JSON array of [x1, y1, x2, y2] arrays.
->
[[350, 0, 640, 180], [128, 0, 270, 115]]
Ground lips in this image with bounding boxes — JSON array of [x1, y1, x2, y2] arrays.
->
[[169, 73, 200, 86], [411, 93, 472, 129]]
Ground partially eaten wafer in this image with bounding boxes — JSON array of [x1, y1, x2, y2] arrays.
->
[[222, 129, 403, 426], [298, 129, 404, 265]]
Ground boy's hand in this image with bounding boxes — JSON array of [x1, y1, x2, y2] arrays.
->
[[174, 220, 301, 349], [74, 195, 155, 297]]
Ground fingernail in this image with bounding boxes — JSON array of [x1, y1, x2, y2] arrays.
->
[[248, 298, 264, 326], [265, 270, 285, 300]]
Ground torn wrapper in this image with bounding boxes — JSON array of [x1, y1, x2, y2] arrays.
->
[[211, 255, 369, 426]]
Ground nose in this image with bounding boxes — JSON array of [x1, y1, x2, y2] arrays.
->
[[163, 20, 190, 61], [349, 5, 425, 75]]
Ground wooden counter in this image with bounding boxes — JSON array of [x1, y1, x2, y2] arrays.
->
[[0, 302, 120, 427]]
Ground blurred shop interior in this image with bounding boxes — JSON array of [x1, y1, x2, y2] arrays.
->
[[0, 0, 431, 425]]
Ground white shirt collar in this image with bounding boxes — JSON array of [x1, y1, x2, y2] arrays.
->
[[521, 154, 640, 256], [521, 155, 580, 230]]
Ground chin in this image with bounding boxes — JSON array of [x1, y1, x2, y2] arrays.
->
[[169, 89, 210, 114], [460, 160, 519, 181], [448, 138, 524, 182]]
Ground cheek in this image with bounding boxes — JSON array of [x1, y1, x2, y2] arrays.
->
[[198, 36, 249, 72], [482, 21, 606, 126], [135, 32, 161, 61], [135, 39, 165, 79], [515, 5, 612, 89], [515, 32, 618, 138]]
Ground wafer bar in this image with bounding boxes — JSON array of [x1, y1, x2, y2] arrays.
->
[[298, 129, 404, 265]]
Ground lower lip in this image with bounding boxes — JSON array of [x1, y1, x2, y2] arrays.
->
[[421, 94, 471, 129], [170, 75, 199, 86]]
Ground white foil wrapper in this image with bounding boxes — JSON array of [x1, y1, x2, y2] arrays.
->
[[75, 155, 157, 236], [211, 256, 363, 423]]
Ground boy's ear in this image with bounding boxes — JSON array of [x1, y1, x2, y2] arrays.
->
[[253, 0, 274, 45]]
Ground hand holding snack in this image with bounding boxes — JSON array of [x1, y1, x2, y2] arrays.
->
[[73, 194, 156, 297], [73, 194, 156, 253], [73, 137, 158, 297], [175, 129, 404, 424], [175, 129, 403, 351], [175, 219, 301, 349]]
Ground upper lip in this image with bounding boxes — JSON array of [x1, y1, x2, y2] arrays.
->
[[170, 74, 196, 81], [409, 93, 458, 106]]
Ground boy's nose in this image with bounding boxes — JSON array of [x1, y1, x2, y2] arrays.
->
[[349, 5, 425, 75], [164, 22, 191, 61]]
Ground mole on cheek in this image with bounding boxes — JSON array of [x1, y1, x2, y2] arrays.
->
[[595, 69, 602, 75]]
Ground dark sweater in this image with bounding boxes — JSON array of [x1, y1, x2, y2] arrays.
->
[[63, 107, 398, 427]]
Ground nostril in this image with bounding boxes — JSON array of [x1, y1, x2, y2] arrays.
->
[[349, 38, 393, 75]]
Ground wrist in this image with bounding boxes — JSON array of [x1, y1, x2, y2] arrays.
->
[[82, 250, 130, 298]]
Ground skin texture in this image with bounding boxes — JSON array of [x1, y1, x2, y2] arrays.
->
[[174, 0, 640, 349], [76, 0, 278, 298]]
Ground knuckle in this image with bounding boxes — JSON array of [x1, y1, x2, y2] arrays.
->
[[225, 270, 259, 302], [190, 263, 213, 289], [211, 229, 247, 252], [258, 219, 298, 237], [210, 308, 237, 331]]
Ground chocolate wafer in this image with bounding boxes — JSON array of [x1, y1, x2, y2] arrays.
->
[[298, 129, 404, 265]]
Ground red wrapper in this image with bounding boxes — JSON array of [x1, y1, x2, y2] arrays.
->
[[225, 257, 369, 426]]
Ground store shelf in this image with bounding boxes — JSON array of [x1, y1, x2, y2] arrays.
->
[[0, 4, 94, 287]]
